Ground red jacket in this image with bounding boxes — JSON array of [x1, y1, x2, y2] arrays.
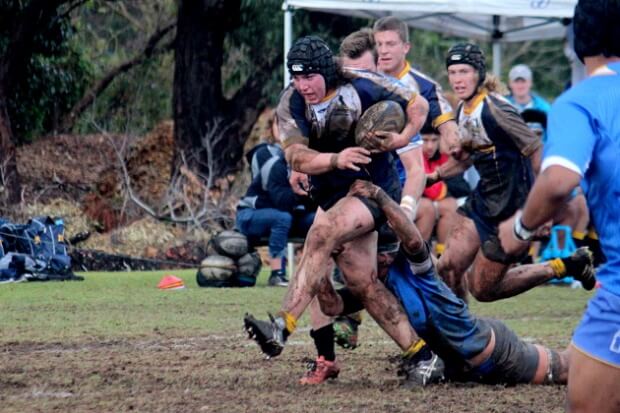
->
[[423, 152, 449, 201]]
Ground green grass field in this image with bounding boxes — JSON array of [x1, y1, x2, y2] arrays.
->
[[0, 269, 590, 346], [0, 269, 593, 412]]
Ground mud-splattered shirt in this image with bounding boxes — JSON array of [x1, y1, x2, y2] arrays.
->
[[276, 71, 417, 210]]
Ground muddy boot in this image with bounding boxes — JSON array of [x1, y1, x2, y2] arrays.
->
[[398, 347, 445, 387], [299, 356, 340, 385], [333, 314, 361, 350], [554, 247, 596, 290], [244, 313, 289, 358]]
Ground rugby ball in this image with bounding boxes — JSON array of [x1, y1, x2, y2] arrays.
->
[[236, 251, 262, 281], [197, 254, 236, 282], [354, 100, 405, 148], [211, 230, 248, 258]]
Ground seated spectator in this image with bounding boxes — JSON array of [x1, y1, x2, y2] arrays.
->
[[235, 117, 315, 287], [415, 133, 466, 256]]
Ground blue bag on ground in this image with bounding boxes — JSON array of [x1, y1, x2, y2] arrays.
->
[[0, 216, 82, 282]]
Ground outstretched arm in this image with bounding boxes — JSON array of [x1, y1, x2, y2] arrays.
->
[[348, 180, 425, 255], [425, 155, 473, 187]]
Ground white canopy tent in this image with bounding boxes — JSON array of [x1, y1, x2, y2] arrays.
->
[[282, 0, 577, 84]]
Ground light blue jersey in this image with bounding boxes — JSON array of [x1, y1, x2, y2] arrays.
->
[[506, 93, 551, 114], [543, 62, 620, 296]]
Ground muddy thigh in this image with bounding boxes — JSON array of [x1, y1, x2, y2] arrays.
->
[[436, 214, 480, 297]]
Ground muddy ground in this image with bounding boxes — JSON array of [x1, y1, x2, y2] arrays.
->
[[0, 331, 566, 413]]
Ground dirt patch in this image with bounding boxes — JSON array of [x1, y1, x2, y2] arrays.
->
[[0, 335, 566, 413], [14, 121, 245, 268]]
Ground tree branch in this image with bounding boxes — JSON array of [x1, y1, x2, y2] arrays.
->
[[59, 22, 176, 133]]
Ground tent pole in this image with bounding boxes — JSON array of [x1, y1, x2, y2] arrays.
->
[[283, 2, 293, 87], [492, 41, 501, 77], [491, 15, 502, 77]]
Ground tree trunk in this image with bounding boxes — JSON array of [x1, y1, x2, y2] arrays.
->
[[172, 0, 243, 182], [0, 86, 21, 206], [0, 0, 72, 207]]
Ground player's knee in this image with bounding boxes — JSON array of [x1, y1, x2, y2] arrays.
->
[[305, 221, 334, 250], [345, 276, 372, 297]]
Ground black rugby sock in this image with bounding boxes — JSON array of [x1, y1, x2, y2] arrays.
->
[[310, 324, 336, 361]]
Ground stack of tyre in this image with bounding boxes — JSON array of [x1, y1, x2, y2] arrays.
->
[[196, 230, 262, 287]]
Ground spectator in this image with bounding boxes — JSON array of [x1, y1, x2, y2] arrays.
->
[[235, 116, 315, 287], [506, 64, 552, 114], [415, 133, 462, 256]]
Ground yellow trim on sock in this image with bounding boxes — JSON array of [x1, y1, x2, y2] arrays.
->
[[349, 311, 363, 323], [587, 229, 599, 240], [403, 338, 427, 358], [573, 231, 586, 241], [278, 311, 297, 334], [435, 243, 445, 255], [549, 258, 566, 277]]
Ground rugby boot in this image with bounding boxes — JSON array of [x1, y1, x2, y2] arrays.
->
[[299, 356, 340, 385], [558, 247, 596, 290], [398, 352, 445, 387], [333, 315, 361, 350], [268, 270, 289, 287], [244, 313, 289, 358]]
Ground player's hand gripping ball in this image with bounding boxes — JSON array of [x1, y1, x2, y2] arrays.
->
[[354, 100, 405, 151]]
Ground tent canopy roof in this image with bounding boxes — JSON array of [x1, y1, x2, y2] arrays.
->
[[284, 0, 576, 42]]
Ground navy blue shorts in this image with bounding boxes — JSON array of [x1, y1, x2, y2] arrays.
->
[[572, 287, 620, 367]]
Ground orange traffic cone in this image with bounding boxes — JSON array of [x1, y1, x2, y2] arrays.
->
[[158, 274, 185, 290]]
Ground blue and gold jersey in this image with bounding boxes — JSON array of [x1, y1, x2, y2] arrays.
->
[[397, 61, 454, 133]]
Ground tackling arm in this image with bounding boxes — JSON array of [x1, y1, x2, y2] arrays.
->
[[348, 180, 425, 255]]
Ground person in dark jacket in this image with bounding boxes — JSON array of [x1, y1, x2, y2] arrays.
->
[[236, 118, 315, 287]]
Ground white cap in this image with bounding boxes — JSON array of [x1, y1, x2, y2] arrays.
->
[[509, 64, 532, 81]]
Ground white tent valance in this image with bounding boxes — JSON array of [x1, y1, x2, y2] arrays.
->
[[284, 0, 576, 42]]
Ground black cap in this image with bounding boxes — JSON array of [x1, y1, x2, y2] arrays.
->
[[287, 36, 338, 89]]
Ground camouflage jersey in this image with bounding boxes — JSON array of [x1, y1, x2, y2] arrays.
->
[[277, 70, 418, 210], [455, 91, 541, 260]]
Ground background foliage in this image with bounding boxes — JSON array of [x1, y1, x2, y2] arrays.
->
[[2, 0, 570, 142]]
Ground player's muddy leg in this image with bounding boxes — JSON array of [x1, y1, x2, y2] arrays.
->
[[436, 214, 480, 301]]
